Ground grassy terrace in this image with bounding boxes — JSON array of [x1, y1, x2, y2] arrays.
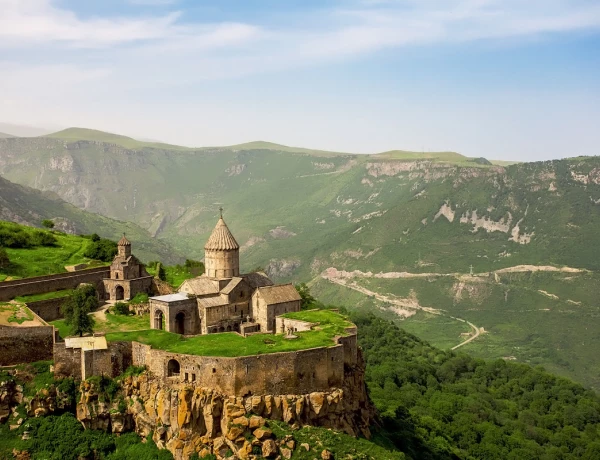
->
[[95, 309, 353, 357], [15, 289, 73, 303]]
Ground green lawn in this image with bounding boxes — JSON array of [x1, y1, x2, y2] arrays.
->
[[1, 224, 105, 279], [15, 289, 72, 303], [104, 310, 352, 357], [51, 312, 151, 338]]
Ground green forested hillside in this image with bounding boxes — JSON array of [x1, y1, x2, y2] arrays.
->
[[0, 175, 182, 264], [352, 312, 600, 460], [1, 133, 599, 389]]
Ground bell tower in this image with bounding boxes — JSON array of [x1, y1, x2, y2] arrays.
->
[[117, 234, 131, 258], [204, 209, 240, 279]]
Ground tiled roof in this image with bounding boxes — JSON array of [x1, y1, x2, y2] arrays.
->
[[255, 284, 301, 305], [180, 277, 221, 295], [204, 217, 239, 251], [198, 295, 230, 309], [242, 272, 274, 289], [221, 277, 244, 295]]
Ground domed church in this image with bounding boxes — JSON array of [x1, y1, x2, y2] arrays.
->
[[149, 213, 301, 336]]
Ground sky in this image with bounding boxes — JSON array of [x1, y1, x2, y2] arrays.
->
[[0, 0, 599, 161]]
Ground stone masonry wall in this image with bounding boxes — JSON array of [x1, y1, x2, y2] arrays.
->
[[0, 267, 109, 301], [26, 297, 68, 322], [0, 325, 54, 366], [131, 334, 354, 396]]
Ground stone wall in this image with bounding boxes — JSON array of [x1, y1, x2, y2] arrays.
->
[[26, 297, 68, 322], [132, 334, 355, 396], [53, 342, 82, 378], [0, 325, 54, 366], [0, 266, 109, 301], [55, 341, 134, 380]]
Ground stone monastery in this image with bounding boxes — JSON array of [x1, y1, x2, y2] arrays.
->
[[148, 214, 301, 336]]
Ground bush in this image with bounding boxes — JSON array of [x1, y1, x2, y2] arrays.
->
[[32, 230, 57, 247], [84, 238, 117, 262], [41, 219, 55, 229], [112, 302, 130, 316]]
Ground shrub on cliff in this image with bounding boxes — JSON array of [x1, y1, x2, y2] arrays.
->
[[62, 284, 97, 337], [111, 301, 131, 316], [83, 237, 117, 262], [41, 219, 55, 229]]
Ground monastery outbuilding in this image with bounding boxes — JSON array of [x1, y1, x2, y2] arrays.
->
[[149, 214, 301, 336], [103, 235, 153, 301]]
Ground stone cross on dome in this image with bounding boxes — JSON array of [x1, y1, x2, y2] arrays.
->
[[219, 206, 224, 217]]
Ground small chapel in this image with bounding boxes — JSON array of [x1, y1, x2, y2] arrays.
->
[[148, 213, 301, 335], [103, 235, 153, 301]]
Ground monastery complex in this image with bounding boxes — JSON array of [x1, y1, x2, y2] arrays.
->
[[148, 214, 302, 336]]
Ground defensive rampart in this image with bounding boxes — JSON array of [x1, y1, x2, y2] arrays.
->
[[0, 266, 109, 301], [0, 324, 54, 365], [26, 297, 68, 322], [55, 331, 358, 397]]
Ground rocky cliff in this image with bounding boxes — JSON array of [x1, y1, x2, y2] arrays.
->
[[75, 351, 374, 459]]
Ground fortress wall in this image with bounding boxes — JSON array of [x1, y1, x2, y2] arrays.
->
[[54, 343, 82, 379], [0, 325, 54, 366], [0, 267, 109, 301], [337, 331, 358, 367], [135, 341, 349, 396], [26, 297, 68, 322]]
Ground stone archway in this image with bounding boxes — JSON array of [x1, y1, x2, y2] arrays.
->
[[115, 285, 124, 301], [167, 359, 180, 377], [154, 310, 164, 330], [175, 311, 186, 335]]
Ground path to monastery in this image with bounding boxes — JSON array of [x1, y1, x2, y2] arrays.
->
[[318, 264, 584, 350]]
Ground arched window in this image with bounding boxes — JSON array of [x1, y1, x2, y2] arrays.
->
[[154, 310, 164, 330], [167, 359, 180, 377]]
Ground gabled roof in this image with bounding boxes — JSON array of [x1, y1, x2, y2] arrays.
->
[[221, 277, 244, 295], [255, 284, 301, 305], [197, 295, 230, 309], [204, 217, 239, 251], [180, 277, 220, 295], [241, 272, 274, 289]]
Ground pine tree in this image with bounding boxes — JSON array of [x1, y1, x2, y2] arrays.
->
[[62, 284, 97, 337]]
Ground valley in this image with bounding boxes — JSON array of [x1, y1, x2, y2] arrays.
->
[[1, 129, 599, 391]]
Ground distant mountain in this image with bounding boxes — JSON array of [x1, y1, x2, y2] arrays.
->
[[1, 131, 600, 388], [0, 122, 55, 137], [46, 127, 193, 151], [0, 132, 15, 139], [0, 174, 183, 264]]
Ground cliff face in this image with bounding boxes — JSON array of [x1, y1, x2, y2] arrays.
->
[[76, 349, 375, 459]]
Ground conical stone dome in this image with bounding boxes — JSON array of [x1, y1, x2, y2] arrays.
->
[[118, 234, 131, 246], [204, 217, 239, 251], [204, 216, 240, 278]]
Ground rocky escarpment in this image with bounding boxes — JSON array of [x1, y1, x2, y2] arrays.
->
[[76, 350, 375, 459]]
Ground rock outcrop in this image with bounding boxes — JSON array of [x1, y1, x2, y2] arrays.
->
[[75, 349, 375, 459]]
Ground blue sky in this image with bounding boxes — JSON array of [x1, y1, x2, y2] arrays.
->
[[1, 0, 599, 160]]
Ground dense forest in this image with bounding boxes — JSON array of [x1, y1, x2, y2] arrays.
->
[[350, 312, 600, 459]]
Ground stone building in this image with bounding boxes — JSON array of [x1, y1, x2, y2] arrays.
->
[[103, 235, 153, 301], [149, 215, 301, 335]]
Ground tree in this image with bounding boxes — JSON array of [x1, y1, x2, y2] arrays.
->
[[0, 247, 9, 269], [62, 284, 97, 337], [41, 219, 55, 229], [294, 282, 315, 310], [156, 262, 166, 281]]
